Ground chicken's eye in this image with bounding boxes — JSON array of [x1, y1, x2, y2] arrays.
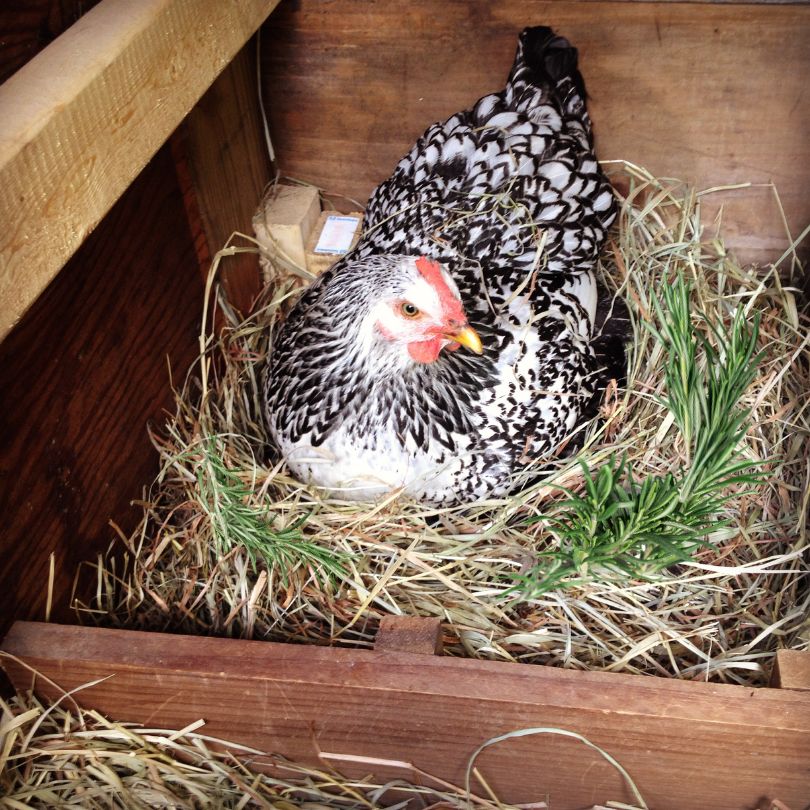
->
[[400, 302, 421, 319]]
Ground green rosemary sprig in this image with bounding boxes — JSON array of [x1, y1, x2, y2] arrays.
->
[[651, 276, 764, 504], [511, 275, 765, 599], [195, 437, 347, 585]]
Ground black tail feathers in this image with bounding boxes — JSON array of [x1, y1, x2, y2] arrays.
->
[[587, 291, 631, 418], [560, 293, 630, 459], [519, 26, 588, 103]]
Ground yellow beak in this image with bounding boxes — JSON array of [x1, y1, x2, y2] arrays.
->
[[447, 325, 483, 355]]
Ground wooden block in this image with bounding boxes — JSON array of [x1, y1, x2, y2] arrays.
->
[[253, 185, 321, 281], [2, 622, 810, 809], [305, 211, 364, 275], [375, 615, 443, 655], [771, 650, 810, 691], [0, 0, 280, 341]]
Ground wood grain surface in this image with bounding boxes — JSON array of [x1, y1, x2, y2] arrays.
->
[[375, 615, 444, 655], [0, 1, 102, 85], [260, 0, 810, 267], [772, 649, 810, 691], [179, 40, 272, 315], [2, 622, 809, 809], [0, 145, 203, 637], [0, 0, 279, 340]]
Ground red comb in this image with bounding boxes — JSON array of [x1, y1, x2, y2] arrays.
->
[[415, 257, 465, 322]]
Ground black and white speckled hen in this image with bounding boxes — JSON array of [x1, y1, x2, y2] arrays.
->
[[264, 26, 622, 506]]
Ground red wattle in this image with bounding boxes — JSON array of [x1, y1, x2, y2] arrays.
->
[[408, 338, 443, 363]]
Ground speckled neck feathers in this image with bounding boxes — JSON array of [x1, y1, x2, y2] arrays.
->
[[264, 26, 622, 505], [266, 257, 498, 451]]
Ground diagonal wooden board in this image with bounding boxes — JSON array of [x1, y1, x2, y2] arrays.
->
[[0, 0, 280, 341], [2, 621, 809, 808]]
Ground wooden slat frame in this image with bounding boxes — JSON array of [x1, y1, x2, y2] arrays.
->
[[2, 622, 809, 809], [0, 0, 279, 340]]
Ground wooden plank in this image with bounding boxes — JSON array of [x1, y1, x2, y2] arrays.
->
[[0, 145, 203, 637], [260, 0, 810, 267], [375, 616, 444, 655], [178, 39, 272, 315], [2, 622, 808, 809], [0, 0, 280, 341], [0, 1, 103, 86], [771, 650, 810, 691]]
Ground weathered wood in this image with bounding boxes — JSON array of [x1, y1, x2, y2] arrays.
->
[[2, 622, 808, 809], [771, 649, 810, 691], [260, 0, 810, 267], [0, 0, 280, 340], [375, 615, 444, 655], [0, 145, 203, 637], [179, 39, 273, 315]]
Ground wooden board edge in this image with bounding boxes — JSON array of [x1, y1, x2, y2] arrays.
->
[[2, 622, 808, 723], [0, 0, 280, 341], [374, 615, 444, 655], [771, 648, 810, 690], [2, 622, 808, 808]]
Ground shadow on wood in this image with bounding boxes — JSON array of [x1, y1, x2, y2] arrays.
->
[[0, 145, 203, 638]]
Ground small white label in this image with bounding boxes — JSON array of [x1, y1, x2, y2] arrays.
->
[[314, 215, 361, 255]]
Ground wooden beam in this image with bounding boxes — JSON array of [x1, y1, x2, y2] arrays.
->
[[0, 0, 280, 341], [0, 1, 103, 86], [2, 622, 809, 809]]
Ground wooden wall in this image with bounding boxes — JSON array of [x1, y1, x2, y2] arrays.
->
[[0, 4, 270, 637], [260, 0, 810, 267], [0, 146, 203, 633]]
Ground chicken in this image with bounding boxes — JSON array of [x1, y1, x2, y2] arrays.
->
[[264, 26, 621, 506]]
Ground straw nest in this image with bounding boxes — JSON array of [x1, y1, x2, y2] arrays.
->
[[77, 163, 810, 687]]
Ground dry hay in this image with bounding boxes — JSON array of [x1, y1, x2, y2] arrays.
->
[[76, 163, 810, 687]]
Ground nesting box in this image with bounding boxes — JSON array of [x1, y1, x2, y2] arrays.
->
[[1, 1, 809, 808]]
